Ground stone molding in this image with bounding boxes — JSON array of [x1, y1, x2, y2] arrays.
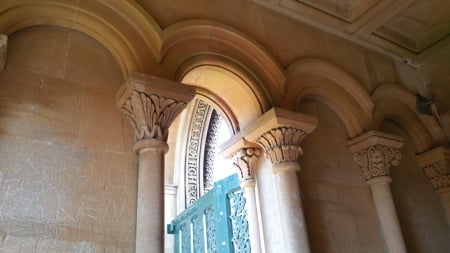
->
[[417, 146, 450, 191], [117, 73, 195, 143], [348, 131, 403, 181], [184, 99, 216, 206], [233, 148, 261, 188]]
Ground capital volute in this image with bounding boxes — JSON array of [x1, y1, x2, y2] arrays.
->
[[416, 146, 450, 192], [243, 107, 317, 172], [116, 73, 195, 148], [348, 131, 403, 181], [219, 132, 261, 187]]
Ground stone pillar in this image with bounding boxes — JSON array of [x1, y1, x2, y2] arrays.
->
[[0, 34, 7, 72], [417, 146, 450, 229], [116, 73, 195, 253], [245, 108, 317, 253], [348, 131, 406, 253], [220, 134, 263, 253], [164, 184, 178, 252]]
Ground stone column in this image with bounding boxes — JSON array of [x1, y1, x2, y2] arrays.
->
[[116, 73, 195, 253], [245, 108, 317, 253], [164, 184, 178, 252], [220, 134, 263, 253], [348, 131, 406, 253], [233, 147, 262, 253], [0, 34, 7, 72], [417, 146, 450, 229]]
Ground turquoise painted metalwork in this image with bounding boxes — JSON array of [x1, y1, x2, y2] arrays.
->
[[228, 190, 251, 253], [168, 173, 251, 253]]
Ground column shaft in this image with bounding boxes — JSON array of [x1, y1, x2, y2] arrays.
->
[[437, 188, 450, 229], [368, 177, 406, 253], [164, 185, 178, 252], [242, 186, 262, 253], [275, 164, 310, 253], [136, 146, 165, 253]]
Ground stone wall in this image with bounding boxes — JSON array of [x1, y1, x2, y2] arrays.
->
[[383, 121, 450, 253], [299, 100, 384, 253], [0, 26, 136, 252]]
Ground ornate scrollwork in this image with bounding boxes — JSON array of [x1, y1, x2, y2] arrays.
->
[[233, 148, 260, 186], [423, 161, 450, 190], [204, 206, 217, 252], [120, 90, 187, 142], [257, 127, 306, 165], [191, 215, 203, 253], [180, 223, 190, 253], [228, 190, 250, 253], [353, 145, 402, 180]]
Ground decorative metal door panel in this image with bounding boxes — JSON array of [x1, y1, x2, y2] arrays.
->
[[168, 173, 250, 253]]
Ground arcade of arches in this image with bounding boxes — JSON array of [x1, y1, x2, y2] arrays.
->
[[0, 1, 449, 253]]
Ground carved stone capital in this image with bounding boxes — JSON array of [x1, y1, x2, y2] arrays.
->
[[257, 127, 307, 166], [233, 148, 261, 187], [242, 107, 317, 173], [117, 73, 195, 144], [218, 131, 262, 187], [348, 131, 403, 181], [417, 146, 450, 191]]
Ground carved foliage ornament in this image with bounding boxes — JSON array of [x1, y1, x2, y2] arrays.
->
[[257, 127, 306, 165], [120, 90, 187, 142], [353, 145, 401, 180], [423, 161, 450, 190], [233, 148, 260, 184]]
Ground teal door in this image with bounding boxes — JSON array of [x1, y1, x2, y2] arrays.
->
[[168, 173, 250, 253]]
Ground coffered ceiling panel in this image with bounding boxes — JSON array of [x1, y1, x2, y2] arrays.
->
[[296, 0, 380, 22], [374, 0, 450, 53]]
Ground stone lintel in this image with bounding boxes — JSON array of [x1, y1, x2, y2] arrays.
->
[[348, 130, 404, 153], [0, 34, 7, 72], [244, 107, 317, 143], [116, 72, 196, 108], [218, 131, 260, 159]]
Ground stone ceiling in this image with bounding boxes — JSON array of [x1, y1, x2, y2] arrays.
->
[[255, 0, 449, 59]]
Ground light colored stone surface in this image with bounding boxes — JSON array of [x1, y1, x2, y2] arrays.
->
[[298, 100, 384, 253], [0, 1, 449, 252], [0, 26, 136, 252], [383, 121, 450, 253]]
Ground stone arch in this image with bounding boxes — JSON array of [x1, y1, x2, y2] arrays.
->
[[160, 19, 285, 106], [180, 64, 268, 131], [372, 84, 447, 153], [0, 0, 162, 76], [285, 58, 373, 138]]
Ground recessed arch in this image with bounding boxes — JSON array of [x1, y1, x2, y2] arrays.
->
[[285, 58, 373, 138], [372, 84, 447, 153], [181, 65, 266, 131], [161, 19, 286, 102], [0, 0, 162, 76]]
